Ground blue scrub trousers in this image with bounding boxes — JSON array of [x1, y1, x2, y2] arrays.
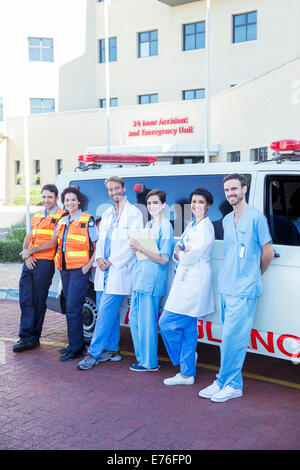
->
[[159, 310, 198, 377], [60, 268, 90, 353], [19, 259, 55, 343], [88, 290, 124, 359], [129, 290, 160, 369], [216, 294, 257, 391]]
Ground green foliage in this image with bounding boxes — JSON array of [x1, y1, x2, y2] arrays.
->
[[0, 240, 23, 262], [13, 185, 42, 206], [0, 223, 26, 262], [6, 224, 27, 244]]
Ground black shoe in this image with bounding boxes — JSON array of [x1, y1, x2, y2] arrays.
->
[[13, 340, 40, 353], [59, 350, 84, 362], [59, 346, 70, 354]]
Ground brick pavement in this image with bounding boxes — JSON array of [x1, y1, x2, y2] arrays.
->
[[0, 297, 300, 451]]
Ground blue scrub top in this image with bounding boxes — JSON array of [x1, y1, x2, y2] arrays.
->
[[132, 218, 174, 298], [54, 209, 98, 252], [218, 206, 272, 298]]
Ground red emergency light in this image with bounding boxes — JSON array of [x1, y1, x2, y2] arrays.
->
[[270, 139, 300, 153], [78, 154, 157, 164]]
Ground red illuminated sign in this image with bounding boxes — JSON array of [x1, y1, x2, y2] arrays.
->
[[128, 116, 194, 138]]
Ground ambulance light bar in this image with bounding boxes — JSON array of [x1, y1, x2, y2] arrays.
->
[[270, 139, 300, 154], [78, 154, 157, 165]]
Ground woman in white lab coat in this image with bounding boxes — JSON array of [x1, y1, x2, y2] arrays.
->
[[159, 187, 215, 385]]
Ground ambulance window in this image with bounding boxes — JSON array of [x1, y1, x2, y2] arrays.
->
[[70, 174, 251, 239], [265, 176, 300, 246]]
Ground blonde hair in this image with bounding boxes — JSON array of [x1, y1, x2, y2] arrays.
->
[[104, 176, 125, 188]]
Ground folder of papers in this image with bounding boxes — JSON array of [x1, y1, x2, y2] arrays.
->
[[129, 228, 159, 261]]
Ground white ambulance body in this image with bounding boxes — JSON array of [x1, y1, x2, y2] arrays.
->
[[50, 143, 300, 362]]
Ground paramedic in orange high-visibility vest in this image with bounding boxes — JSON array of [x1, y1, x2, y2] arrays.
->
[[13, 184, 66, 353], [53, 186, 98, 361]]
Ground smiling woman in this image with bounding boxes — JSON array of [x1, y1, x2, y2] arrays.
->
[[53, 186, 98, 362]]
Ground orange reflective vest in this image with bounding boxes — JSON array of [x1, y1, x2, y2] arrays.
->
[[55, 212, 93, 270], [29, 207, 66, 260]]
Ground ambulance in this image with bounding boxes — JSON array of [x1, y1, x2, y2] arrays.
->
[[49, 139, 300, 362]]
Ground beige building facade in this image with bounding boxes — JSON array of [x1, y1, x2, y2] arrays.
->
[[2, 0, 300, 202]]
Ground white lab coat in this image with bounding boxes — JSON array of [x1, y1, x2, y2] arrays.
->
[[164, 216, 215, 317], [94, 200, 143, 295]]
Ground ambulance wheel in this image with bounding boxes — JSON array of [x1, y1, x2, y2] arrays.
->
[[82, 285, 97, 344]]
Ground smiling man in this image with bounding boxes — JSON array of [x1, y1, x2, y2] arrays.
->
[[13, 184, 66, 353], [199, 173, 274, 402], [77, 176, 143, 371]]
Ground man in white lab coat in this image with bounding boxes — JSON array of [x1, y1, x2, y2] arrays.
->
[[77, 176, 144, 370]]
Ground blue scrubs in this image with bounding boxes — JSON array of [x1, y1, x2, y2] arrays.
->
[[57, 210, 98, 353], [216, 206, 272, 390], [159, 310, 198, 377], [88, 209, 124, 358], [129, 219, 174, 369]]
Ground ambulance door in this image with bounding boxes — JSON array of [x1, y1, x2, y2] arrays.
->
[[252, 171, 300, 360]]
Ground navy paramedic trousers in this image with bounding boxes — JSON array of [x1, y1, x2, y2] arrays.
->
[[60, 268, 90, 353], [18, 259, 55, 343]]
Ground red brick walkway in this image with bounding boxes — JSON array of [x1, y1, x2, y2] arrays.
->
[[0, 300, 299, 451]]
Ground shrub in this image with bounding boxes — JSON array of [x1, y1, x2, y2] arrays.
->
[[6, 224, 27, 244], [0, 240, 23, 262], [0, 223, 26, 262], [13, 185, 42, 206]]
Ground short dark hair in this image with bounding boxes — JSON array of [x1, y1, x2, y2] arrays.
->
[[41, 184, 58, 197], [223, 173, 249, 188], [61, 185, 83, 206], [146, 189, 166, 204], [189, 187, 213, 206]]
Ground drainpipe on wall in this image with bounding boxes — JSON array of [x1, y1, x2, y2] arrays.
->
[[204, 0, 210, 164], [104, 0, 111, 153]]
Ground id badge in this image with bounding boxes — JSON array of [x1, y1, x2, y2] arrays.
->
[[239, 244, 245, 259]]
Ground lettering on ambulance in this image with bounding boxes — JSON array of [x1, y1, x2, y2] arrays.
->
[[277, 334, 300, 358], [250, 329, 275, 354], [197, 319, 204, 340], [206, 321, 222, 343], [198, 322, 300, 358], [124, 308, 130, 325]]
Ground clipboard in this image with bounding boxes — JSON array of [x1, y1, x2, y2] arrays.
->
[[129, 228, 159, 261]]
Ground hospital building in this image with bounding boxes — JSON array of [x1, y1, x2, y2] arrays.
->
[[0, 0, 300, 202]]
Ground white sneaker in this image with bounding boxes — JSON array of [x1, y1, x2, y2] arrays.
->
[[163, 373, 195, 386], [198, 380, 221, 398], [210, 385, 243, 403]]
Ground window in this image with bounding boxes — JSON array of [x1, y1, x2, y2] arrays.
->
[[99, 37, 117, 63], [98, 97, 118, 108], [265, 176, 300, 246], [33, 160, 40, 185], [14, 161, 21, 185], [56, 159, 63, 176], [183, 22, 205, 51], [138, 94, 158, 105], [70, 174, 250, 239], [226, 151, 240, 162], [172, 157, 203, 164], [30, 98, 55, 114], [250, 147, 268, 162], [138, 30, 158, 58], [233, 11, 257, 43], [182, 89, 205, 100], [0, 98, 3, 121], [28, 38, 54, 62]]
